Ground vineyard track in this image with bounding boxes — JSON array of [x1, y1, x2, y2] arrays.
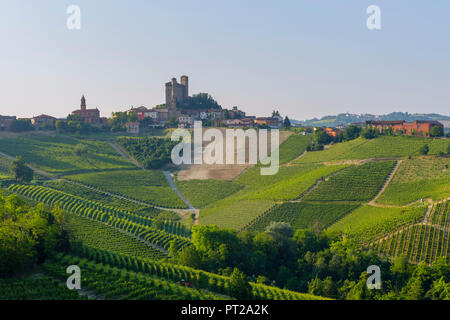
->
[[108, 141, 144, 169], [369, 159, 402, 205]]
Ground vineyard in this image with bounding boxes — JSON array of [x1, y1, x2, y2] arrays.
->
[[175, 179, 244, 208], [8, 184, 191, 251], [303, 161, 396, 202], [369, 201, 449, 264], [376, 157, 450, 205], [0, 277, 85, 300], [65, 169, 188, 208], [245, 202, 360, 232], [69, 214, 167, 261], [0, 135, 135, 175], [327, 204, 427, 243], [52, 246, 328, 300], [294, 136, 449, 164]]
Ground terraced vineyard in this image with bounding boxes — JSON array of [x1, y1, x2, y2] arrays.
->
[[328, 204, 427, 243], [8, 184, 191, 251], [245, 202, 359, 232], [61, 246, 328, 300], [370, 201, 449, 264], [65, 169, 187, 208], [44, 254, 224, 300], [69, 214, 167, 261], [303, 161, 396, 202]]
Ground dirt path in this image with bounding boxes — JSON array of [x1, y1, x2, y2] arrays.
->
[[108, 142, 144, 169], [369, 159, 402, 206]]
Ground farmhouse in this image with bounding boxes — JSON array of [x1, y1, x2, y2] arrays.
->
[[324, 127, 341, 138], [366, 120, 444, 136]]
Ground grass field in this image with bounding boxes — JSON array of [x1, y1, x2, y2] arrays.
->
[[175, 179, 244, 208], [246, 202, 360, 232], [376, 157, 450, 205], [199, 199, 275, 230], [0, 135, 135, 175], [65, 169, 187, 208], [294, 136, 449, 163], [327, 204, 427, 243]]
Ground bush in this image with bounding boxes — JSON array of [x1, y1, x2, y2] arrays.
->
[[419, 144, 429, 155]]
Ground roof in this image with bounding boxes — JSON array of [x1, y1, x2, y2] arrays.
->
[[126, 122, 139, 126], [33, 114, 56, 119]]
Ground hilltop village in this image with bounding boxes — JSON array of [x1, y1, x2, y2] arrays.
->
[[0, 75, 445, 138]]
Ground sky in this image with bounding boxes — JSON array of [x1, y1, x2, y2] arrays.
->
[[1, 0, 449, 120]]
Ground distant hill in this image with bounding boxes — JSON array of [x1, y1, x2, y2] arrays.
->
[[293, 112, 450, 128]]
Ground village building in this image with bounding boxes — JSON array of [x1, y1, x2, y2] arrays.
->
[[227, 106, 246, 119], [72, 95, 104, 125], [125, 122, 139, 134], [31, 114, 56, 130], [254, 116, 283, 129], [366, 120, 444, 136], [0, 115, 16, 131]]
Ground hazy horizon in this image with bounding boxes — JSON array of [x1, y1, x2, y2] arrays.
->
[[1, 1, 449, 121]]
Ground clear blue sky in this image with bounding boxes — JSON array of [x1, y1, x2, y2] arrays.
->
[[1, 0, 449, 120]]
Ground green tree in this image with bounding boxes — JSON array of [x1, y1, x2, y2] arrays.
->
[[430, 125, 444, 137], [10, 157, 33, 183], [314, 128, 331, 145], [419, 144, 429, 155], [361, 127, 378, 139], [9, 119, 34, 132], [73, 144, 88, 157], [343, 125, 361, 141], [284, 116, 291, 128], [229, 268, 252, 299]]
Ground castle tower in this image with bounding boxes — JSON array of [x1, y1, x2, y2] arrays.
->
[[81, 95, 86, 110], [180, 75, 189, 99]]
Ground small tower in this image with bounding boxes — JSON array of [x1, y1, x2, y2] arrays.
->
[[180, 75, 189, 99], [81, 95, 86, 110]]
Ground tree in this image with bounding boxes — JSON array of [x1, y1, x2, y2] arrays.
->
[[272, 110, 280, 117], [229, 268, 252, 299], [10, 157, 33, 183], [283, 116, 291, 128], [9, 119, 33, 132], [343, 125, 361, 141], [361, 127, 378, 139], [419, 144, 429, 155], [314, 128, 331, 145], [73, 144, 88, 157], [430, 125, 444, 137]]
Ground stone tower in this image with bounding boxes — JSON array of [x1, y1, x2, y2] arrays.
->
[[180, 75, 189, 99], [165, 76, 189, 110]]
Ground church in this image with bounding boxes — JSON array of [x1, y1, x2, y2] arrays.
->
[[72, 95, 105, 124]]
